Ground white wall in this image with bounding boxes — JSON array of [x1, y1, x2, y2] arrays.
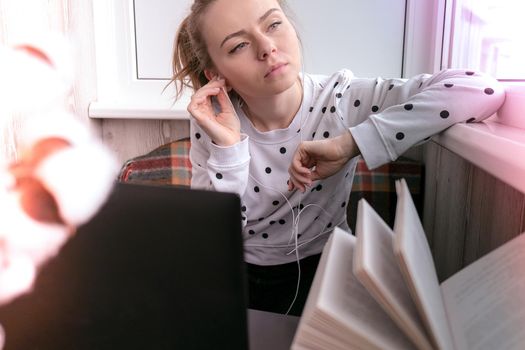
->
[[134, 0, 407, 81]]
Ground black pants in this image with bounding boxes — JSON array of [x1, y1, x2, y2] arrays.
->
[[246, 253, 322, 317]]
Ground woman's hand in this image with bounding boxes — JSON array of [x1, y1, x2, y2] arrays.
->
[[288, 131, 360, 192], [187, 77, 241, 146]]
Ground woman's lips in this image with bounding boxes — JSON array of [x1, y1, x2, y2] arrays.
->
[[265, 63, 288, 78]]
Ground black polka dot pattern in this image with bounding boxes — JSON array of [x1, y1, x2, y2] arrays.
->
[[234, 72, 498, 246], [333, 82, 339, 88], [216, 173, 223, 179], [195, 132, 201, 139]]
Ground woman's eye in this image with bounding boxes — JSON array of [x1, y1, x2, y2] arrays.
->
[[268, 21, 282, 31], [229, 42, 248, 54]]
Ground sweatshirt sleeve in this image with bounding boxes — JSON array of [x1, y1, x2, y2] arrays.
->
[[339, 69, 505, 169], [189, 119, 250, 197]]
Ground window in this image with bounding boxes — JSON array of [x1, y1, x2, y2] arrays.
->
[[441, 0, 525, 130], [444, 0, 525, 80], [433, 0, 525, 193], [89, 0, 191, 119]]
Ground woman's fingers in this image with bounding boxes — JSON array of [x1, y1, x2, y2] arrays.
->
[[188, 78, 241, 146], [188, 87, 219, 118], [215, 85, 236, 114], [288, 163, 313, 193], [187, 78, 228, 118], [288, 172, 312, 193]]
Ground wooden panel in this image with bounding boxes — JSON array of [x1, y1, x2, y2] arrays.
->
[[101, 119, 190, 165], [464, 167, 525, 266], [422, 142, 439, 247], [428, 143, 472, 282], [424, 141, 525, 282]]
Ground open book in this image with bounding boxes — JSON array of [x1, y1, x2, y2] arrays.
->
[[292, 178, 525, 350]]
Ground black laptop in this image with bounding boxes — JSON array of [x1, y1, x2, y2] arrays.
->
[[0, 182, 248, 350]]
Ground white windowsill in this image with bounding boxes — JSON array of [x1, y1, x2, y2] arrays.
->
[[88, 102, 189, 120], [432, 116, 525, 194], [88, 94, 190, 120]]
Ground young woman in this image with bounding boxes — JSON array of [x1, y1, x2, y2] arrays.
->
[[171, 0, 505, 315]]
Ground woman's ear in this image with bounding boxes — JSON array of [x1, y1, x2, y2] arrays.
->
[[204, 69, 232, 91], [204, 69, 217, 81]]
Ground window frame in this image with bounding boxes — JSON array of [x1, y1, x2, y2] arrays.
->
[[89, 0, 190, 120]]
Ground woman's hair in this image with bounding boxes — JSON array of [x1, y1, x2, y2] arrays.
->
[[170, 0, 292, 100]]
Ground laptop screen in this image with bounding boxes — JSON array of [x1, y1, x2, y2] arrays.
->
[[0, 183, 248, 350]]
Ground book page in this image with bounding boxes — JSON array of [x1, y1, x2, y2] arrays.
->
[[441, 233, 525, 350], [354, 198, 433, 350], [393, 179, 455, 350], [292, 227, 415, 350]]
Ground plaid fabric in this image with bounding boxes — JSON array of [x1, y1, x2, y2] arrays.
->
[[118, 138, 192, 186], [347, 156, 424, 232], [118, 140, 424, 231]]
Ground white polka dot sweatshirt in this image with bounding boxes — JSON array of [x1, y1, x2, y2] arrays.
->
[[189, 69, 505, 266]]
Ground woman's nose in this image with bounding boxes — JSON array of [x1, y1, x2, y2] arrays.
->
[[257, 35, 276, 61]]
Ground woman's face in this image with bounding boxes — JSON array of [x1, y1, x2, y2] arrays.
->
[[201, 0, 302, 99]]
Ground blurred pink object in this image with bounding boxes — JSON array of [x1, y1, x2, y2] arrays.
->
[[0, 33, 118, 325]]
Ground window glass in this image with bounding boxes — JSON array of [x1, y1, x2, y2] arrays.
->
[[449, 0, 525, 80]]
